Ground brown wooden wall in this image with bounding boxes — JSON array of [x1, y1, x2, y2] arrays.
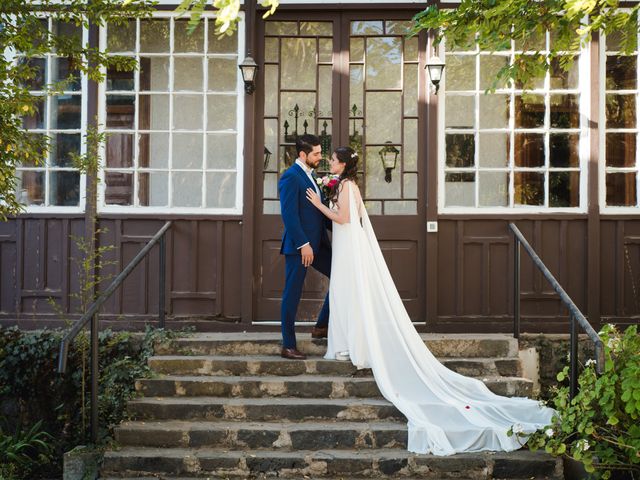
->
[[0, 216, 243, 327]]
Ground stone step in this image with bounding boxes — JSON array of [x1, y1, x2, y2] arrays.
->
[[155, 332, 519, 359], [128, 397, 402, 422], [136, 373, 532, 398], [147, 355, 521, 378], [114, 420, 408, 450], [101, 447, 562, 479]]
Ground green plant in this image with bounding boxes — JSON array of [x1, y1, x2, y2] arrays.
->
[[514, 324, 640, 479], [0, 419, 53, 479]]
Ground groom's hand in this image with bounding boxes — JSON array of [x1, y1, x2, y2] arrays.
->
[[301, 244, 314, 268]]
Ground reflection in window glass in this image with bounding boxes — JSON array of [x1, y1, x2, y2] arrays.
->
[[103, 16, 240, 210], [604, 34, 640, 208], [16, 18, 84, 208], [443, 35, 583, 210]]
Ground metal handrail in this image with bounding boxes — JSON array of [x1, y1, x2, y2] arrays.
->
[[509, 223, 605, 398], [57, 220, 172, 442]]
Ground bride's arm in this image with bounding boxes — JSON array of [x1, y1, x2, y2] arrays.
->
[[305, 182, 351, 225]]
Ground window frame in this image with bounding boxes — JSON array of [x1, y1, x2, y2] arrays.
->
[[13, 17, 88, 214], [599, 30, 640, 214], [97, 10, 246, 215], [437, 36, 591, 214]]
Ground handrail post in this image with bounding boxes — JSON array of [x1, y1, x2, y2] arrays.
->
[[514, 239, 521, 339], [569, 314, 578, 400], [91, 313, 99, 443], [159, 233, 166, 329]]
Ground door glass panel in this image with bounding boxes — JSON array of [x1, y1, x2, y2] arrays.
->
[[366, 37, 402, 89], [263, 21, 334, 213]]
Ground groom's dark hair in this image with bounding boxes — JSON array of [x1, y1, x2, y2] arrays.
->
[[296, 134, 321, 156]]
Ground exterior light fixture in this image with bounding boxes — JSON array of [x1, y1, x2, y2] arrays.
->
[[426, 55, 445, 94], [378, 141, 400, 183], [263, 146, 272, 170], [239, 56, 258, 95]]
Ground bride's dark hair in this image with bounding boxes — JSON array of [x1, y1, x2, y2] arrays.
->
[[328, 146, 358, 204]]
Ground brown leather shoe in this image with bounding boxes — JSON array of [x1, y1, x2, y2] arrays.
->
[[311, 326, 328, 339], [281, 347, 307, 360]]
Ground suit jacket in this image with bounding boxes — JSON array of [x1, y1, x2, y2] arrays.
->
[[279, 163, 331, 255]]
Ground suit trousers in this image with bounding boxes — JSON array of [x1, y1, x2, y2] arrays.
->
[[281, 244, 331, 349]]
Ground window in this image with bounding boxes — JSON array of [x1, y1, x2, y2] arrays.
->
[[602, 31, 640, 210], [440, 33, 588, 212], [17, 19, 85, 210], [100, 13, 243, 213]]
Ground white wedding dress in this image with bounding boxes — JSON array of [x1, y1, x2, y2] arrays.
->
[[324, 181, 555, 456]]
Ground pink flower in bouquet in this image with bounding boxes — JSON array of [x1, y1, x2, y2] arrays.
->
[[316, 174, 340, 198]]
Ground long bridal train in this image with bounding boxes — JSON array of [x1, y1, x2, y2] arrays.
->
[[325, 182, 555, 456]]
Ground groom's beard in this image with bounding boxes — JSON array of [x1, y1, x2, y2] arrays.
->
[[305, 158, 321, 170]]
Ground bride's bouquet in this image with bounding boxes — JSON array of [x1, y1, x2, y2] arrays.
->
[[315, 174, 340, 201]]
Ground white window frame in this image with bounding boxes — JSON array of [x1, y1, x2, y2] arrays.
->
[[438, 36, 590, 214], [599, 30, 640, 214], [97, 10, 245, 215], [12, 17, 88, 215]]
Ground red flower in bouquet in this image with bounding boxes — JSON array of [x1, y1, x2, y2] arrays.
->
[[315, 174, 340, 198]]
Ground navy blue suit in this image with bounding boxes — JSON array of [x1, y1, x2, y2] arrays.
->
[[279, 162, 331, 349]]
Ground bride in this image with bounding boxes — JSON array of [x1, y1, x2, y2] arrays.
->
[[305, 146, 555, 457]]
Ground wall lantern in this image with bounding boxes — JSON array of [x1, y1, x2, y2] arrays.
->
[[378, 141, 400, 183], [263, 146, 272, 170], [239, 56, 258, 95], [425, 55, 445, 94]]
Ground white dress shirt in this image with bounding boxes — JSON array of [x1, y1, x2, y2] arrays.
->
[[295, 158, 320, 250]]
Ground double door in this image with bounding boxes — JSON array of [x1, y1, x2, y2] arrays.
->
[[254, 12, 429, 322]]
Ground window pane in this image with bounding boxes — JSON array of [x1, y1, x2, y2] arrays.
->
[[366, 92, 401, 144], [52, 95, 81, 129], [606, 172, 637, 206], [403, 173, 418, 199], [351, 21, 383, 36], [386, 21, 412, 35], [139, 133, 169, 169], [366, 37, 402, 90], [208, 27, 237, 53], [479, 133, 509, 167], [282, 38, 317, 90], [446, 95, 474, 128], [140, 20, 169, 53], [20, 58, 46, 90], [319, 38, 332, 63], [51, 133, 81, 167], [445, 172, 475, 207], [53, 57, 81, 91], [479, 171, 508, 207], [605, 31, 637, 51], [172, 172, 202, 207], [606, 55, 637, 90], [172, 133, 203, 169], [174, 57, 204, 91], [107, 63, 134, 92], [138, 94, 169, 130], [300, 21, 332, 36], [263, 172, 277, 198], [207, 133, 237, 169], [208, 58, 237, 92], [550, 57, 578, 89], [173, 95, 204, 131], [446, 55, 476, 91], [350, 65, 364, 118], [515, 133, 544, 167], [265, 65, 279, 117], [52, 21, 82, 50], [550, 171, 579, 207], [550, 133, 579, 168], [384, 200, 416, 214], [606, 94, 636, 128], [207, 95, 236, 131], [404, 119, 418, 171], [106, 133, 134, 168], [174, 20, 204, 53], [515, 94, 544, 128], [140, 57, 170, 92], [107, 21, 136, 52], [514, 172, 544, 205], [446, 134, 475, 167], [49, 171, 80, 206], [350, 37, 364, 62], [139, 172, 168, 206], [17, 171, 45, 206], [22, 97, 46, 130], [606, 132, 636, 168], [265, 21, 297, 36], [479, 55, 508, 90], [365, 146, 401, 199], [550, 94, 579, 128], [479, 94, 509, 129], [105, 172, 133, 206], [404, 64, 418, 117], [206, 172, 236, 208], [265, 37, 278, 63], [106, 95, 135, 129]]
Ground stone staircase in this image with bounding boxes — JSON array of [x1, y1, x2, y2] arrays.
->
[[100, 332, 562, 479]]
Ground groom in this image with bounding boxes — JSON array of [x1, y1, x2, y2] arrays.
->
[[278, 134, 332, 360]]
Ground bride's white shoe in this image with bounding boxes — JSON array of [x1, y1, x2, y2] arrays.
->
[[335, 351, 350, 362]]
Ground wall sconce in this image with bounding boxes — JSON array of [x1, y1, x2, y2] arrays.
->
[[378, 141, 400, 183], [239, 56, 258, 95], [426, 55, 445, 94], [263, 146, 272, 170]]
